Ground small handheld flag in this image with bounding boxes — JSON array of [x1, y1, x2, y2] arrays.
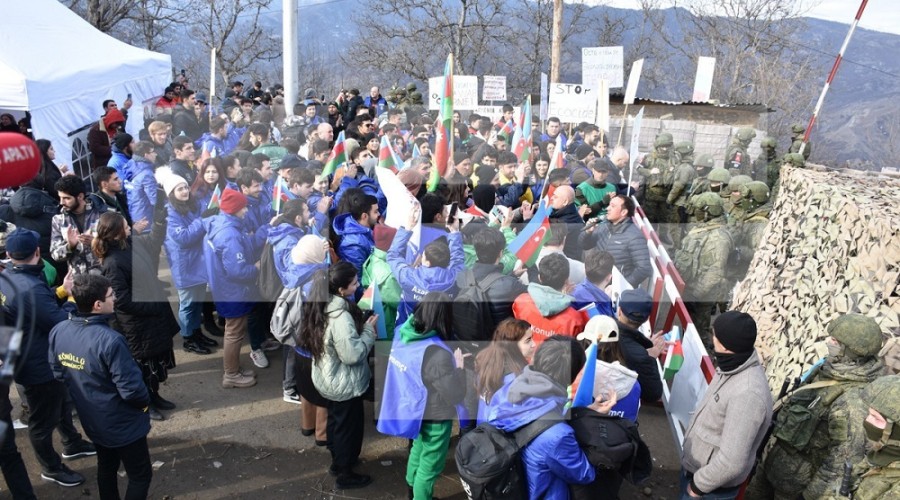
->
[[506, 200, 552, 268], [207, 185, 222, 210], [572, 343, 598, 407], [322, 131, 347, 177]]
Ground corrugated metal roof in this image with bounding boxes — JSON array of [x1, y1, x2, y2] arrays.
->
[[609, 93, 773, 113]]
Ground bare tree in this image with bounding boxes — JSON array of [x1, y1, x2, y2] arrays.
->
[[66, 0, 131, 33]]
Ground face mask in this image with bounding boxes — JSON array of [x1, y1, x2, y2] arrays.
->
[[710, 184, 722, 193], [730, 193, 742, 205], [826, 342, 843, 359], [714, 351, 752, 372], [864, 420, 900, 466]]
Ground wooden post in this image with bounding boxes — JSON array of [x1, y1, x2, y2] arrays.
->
[[550, 0, 563, 83]]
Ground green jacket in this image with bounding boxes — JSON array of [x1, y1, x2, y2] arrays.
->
[[675, 218, 733, 301], [311, 295, 375, 402], [637, 152, 676, 193], [667, 161, 698, 207], [463, 227, 518, 275], [361, 248, 401, 338], [574, 178, 617, 216]]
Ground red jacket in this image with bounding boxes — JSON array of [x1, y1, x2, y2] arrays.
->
[[512, 289, 585, 346]]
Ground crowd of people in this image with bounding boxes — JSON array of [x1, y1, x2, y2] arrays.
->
[[0, 76, 897, 500]]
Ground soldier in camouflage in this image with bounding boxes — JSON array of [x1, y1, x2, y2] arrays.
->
[[754, 137, 781, 189], [674, 192, 733, 348], [789, 124, 812, 161], [688, 167, 730, 221], [724, 174, 752, 226], [728, 181, 772, 281], [637, 132, 677, 226], [749, 314, 884, 500], [724, 127, 756, 177], [666, 141, 697, 249]]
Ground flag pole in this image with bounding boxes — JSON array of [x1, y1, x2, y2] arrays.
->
[[616, 104, 629, 148]]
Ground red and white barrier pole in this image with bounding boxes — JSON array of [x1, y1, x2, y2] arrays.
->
[[799, 0, 868, 157]]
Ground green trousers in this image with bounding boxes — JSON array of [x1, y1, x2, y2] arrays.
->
[[406, 420, 453, 500]]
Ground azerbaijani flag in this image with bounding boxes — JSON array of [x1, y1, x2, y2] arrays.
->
[[377, 135, 401, 173], [506, 199, 552, 267], [578, 303, 601, 324], [206, 184, 221, 210], [359, 283, 388, 340], [663, 340, 684, 381], [428, 53, 453, 192], [497, 119, 514, 141], [539, 135, 564, 202], [512, 96, 533, 164], [321, 130, 347, 177], [271, 176, 295, 213], [572, 343, 598, 408]]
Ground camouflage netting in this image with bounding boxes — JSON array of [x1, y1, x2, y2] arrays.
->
[[731, 165, 900, 392]]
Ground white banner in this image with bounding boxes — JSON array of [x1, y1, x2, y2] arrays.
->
[[474, 105, 521, 123], [692, 56, 716, 102], [540, 72, 549, 123], [582, 46, 624, 89], [627, 106, 645, 190], [548, 83, 595, 123], [624, 58, 644, 105], [482, 75, 507, 102], [428, 75, 478, 111]]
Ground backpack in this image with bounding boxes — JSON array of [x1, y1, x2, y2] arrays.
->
[[453, 270, 505, 350], [257, 241, 285, 301], [270, 286, 303, 346], [455, 418, 559, 500], [568, 407, 652, 485]]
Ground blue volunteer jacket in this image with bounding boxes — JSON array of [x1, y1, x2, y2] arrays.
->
[[570, 280, 615, 317], [267, 222, 327, 289], [243, 193, 273, 259], [332, 212, 374, 274], [125, 156, 157, 230], [202, 213, 259, 318], [107, 146, 130, 181], [48, 313, 150, 448], [387, 227, 465, 325], [164, 202, 208, 289]]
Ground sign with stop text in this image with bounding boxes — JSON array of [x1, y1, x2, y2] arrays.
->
[[428, 75, 478, 111], [548, 83, 595, 123]]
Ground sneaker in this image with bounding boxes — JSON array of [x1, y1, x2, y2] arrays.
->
[[12, 419, 27, 430], [250, 349, 269, 368], [335, 471, 372, 490], [283, 390, 301, 405], [222, 371, 257, 389], [260, 339, 281, 352], [62, 441, 96, 460], [41, 465, 85, 487], [183, 338, 212, 355]]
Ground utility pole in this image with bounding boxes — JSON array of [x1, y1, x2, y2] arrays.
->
[[550, 0, 563, 83], [283, 0, 299, 117]]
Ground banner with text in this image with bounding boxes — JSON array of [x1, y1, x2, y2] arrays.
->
[[428, 75, 478, 111], [474, 105, 522, 123], [692, 57, 716, 102], [548, 83, 595, 123], [582, 46, 624, 89], [482, 75, 507, 102]]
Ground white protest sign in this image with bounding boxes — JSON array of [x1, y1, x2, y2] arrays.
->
[[482, 75, 507, 102], [692, 56, 716, 102], [429, 75, 478, 111], [624, 58, 644, 105], [627, 106, 645, 190], [540, 72, 549, 123], [548, 83, 595, 123], [474, 106, 521, 123], [582, 46, 624, 89]]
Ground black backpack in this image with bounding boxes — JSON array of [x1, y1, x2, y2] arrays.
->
[[455, 418, 558, 500], [567, 407, 652, 485], [257, 241, 285, 301], [453, 270, 504, 350]]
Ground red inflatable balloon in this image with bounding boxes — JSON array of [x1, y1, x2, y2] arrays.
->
[[0, 132, 41, 189]]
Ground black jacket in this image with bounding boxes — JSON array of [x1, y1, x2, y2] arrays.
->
[[172, 106, 206, 142], [169, 159, 197, 187], [467, 263, 527, 331], [100, 230, 178, 359], [579, 218, 651, 287], [88, 191, 132, 227], [549, 203, 585, 260], [422, 345, 467, 420], [0, 187, 59, 258], [616, 320, 662, 404]]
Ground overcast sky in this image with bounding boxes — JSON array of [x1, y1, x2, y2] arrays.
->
[[601, 0, 900, 36]]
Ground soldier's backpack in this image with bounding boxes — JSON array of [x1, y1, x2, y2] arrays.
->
[[772, 379, 842, 451], [452, 270, 504, 352], [257, 241, 285, 301], [270, 286, 303, 346], [455, 418, 558, 500]]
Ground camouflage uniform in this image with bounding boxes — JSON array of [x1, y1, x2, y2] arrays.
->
[[638, 132, 677, 226], [749, 315, 884, 500], [688, 167, 730, 220], [675, 193, 733, 347], [729, 182, 771, 281], [821, 375, 900, 500], [724, 127, 756, 177], [50, 200, 106, 275], [754, 137, 780, 188], [789, 124, 812, 161], [666, 142, 697, 249], [724, 175, 752, 226]]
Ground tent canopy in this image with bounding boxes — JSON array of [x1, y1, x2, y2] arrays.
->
[[0, 0, 172, 170]]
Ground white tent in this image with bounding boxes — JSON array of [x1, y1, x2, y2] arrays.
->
[[0, 0, 171, 175]]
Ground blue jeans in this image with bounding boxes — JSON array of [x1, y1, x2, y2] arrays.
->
[[176, 285, 206, 338], [679, 470, 740, 500]]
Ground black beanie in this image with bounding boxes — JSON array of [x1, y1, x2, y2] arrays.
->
[[713, 311, 757, 353], [453, 151, 469, 166], [113, 133, 133, 151], [575, 143, 594, 161], [472, 184, 496, 214], [475, 164, 497, 186]]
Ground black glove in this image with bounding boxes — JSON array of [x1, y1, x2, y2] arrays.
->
[[202, 207, 219, 218], [0, 220, 7, 233]]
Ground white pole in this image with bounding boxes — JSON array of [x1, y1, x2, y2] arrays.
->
[[283, 0, 299, 117], [209, 48, 216, 116]]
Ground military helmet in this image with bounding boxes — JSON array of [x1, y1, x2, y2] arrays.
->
[[791, 124, 805, 135], [739, 181, 770, 205], [736, 128, 757, 142], [707, 167, 731, 184], [827, 314, 884, 358], [409, 91, 423, 103], [654, 132, 674, 148], [694, 154, 715, 170], [674, 141, 694, 156], [406, 83, 417, 92], [782, 153, 805, 167], [692, 192, 725, 217], [760, 137, 777, 149], [727, 174, 752, 193], [862, 375, 900, 422]]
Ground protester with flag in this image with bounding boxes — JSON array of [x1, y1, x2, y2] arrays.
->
[[573, 316, 641, 422], [511, 96, 533, 164], [512, 253, 586, 346], [322, 130, 348, 177], [506, 198, 552, 268], [615, 289, 665, 404], [361, 224, 401, 339]]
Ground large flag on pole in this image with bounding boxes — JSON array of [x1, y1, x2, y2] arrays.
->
[[539, 134, 564, 202], [322, 130, 347, 177], [512, 95, 533, 164], [506, 199, 552, 267], [428, 54, 453, 192]]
